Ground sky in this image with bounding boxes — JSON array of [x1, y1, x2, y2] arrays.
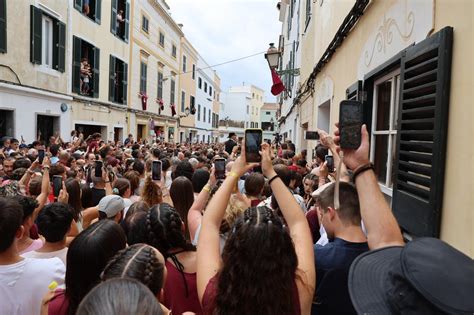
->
[[168, 0, 282, 102]]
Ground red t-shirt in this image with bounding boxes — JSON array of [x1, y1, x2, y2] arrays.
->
[[47, 289, 69, 315], [163, 260, 202, 314], [202, 275, 301, 315]]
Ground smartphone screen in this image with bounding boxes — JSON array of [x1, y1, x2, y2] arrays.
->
[[53, 175, 62, 198], [245, 129, 262, 163], [305, 131, 320, 140], [325, 155, 335, 173], [38, 149, 45, 164], [339, 100, 363, 149], [152, 160, 162, 181], [95, 161, 103, 178], [215, 158, 226, 180]]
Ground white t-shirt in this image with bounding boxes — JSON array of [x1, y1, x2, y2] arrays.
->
[[22, 247, 68, 266], [0, 257, 65, 315]]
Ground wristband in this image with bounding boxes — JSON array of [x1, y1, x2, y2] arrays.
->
[[268, 174, 280, 185], [202, 184, 211, 193], [352, 163, 374, 182], [228, 171, 239, 179], [105, 181, 110, 184]]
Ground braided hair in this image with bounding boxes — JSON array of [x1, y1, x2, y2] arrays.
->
[[145, 203, 195, 296], [101, 244, 165, 295], [215, 206, 298, 315]]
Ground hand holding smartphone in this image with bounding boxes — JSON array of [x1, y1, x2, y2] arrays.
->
[[53, 175, 62, 198], [152, 160, 162, 181], [325, 155, 335, 173], [214, 158, 226, 180], [38, 149, 45, 164], [339, 100, 363, 149], [245, 129, 263, 163]]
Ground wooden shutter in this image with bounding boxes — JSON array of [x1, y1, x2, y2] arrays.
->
[[92, 46, 100, 98], [392, 27, 453, 238], [140, 62, 147, 94], [30, 5, 42, 64], [124, 1, 130, 42], [0, 0, 6, 53], [346, 80, 363, 101], [72, 36, 81, 93], [74, 0, 83, 11], [109, 55, 116, 102], [122, 62, 128, 103], [53, 20, 66, 72], [95, 0, 102, 24], [110, 0, 117, 35]]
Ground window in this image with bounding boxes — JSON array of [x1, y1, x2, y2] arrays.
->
[[305, 0, 312, 30], [246, 105, 249, 114], [139, 61, 147, 93], [182, 55, 187, 72], [198, 77, 202, 89], [181, 91, 185, 112], [203, 106, 206, 122], [192, 64, 195, 80], [250, 122, 254, 128], [141, 15, 149, 33], [109, 55, 128, 104], [209, 86, 212, 97], [72, 36, 100, 97], [30, 6, 66, 72], [190, 95, 195, 113], [252, 93, 255, 98], [207, 135, 210, 143], [111, 0, 130, 42], [208, 109, 211, 123], [370, 70, 400, 194], [246, 122, 249, 128], [204, 82, 207, 93], [159, 32, 165, 47], [172, 44, 177, 58], [42, 16, 53, 68], [197, 104, 201, 121], [157, 71, 163, 99], [266, 111, 271, 115], [170, 79, 175, 105], [74, 0, 101, 24], [255, 122, 258, 128], [0, 0, 6, 53]]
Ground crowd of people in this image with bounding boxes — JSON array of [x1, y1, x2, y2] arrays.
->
[[0, 126, 472, 315]]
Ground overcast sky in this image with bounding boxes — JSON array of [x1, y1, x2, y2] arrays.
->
[[169, 0, 282, 102]]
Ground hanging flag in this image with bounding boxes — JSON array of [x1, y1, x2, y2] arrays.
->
[[171, 104, 176, 117], [140, 92, 148, 111], [270, 68, 285, 96]]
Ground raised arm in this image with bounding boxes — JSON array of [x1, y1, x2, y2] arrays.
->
[[334, 124, 404, 249], [260, 143, 315, 314], [197, 145, 257, 303], [34, 157, 51, 220]]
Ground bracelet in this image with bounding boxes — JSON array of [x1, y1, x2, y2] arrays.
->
[[202, 184, 211, 193], [268, 174, 280, 185], [228, 171, 239, 179], [104, 181, 110, 183], [42, 166, 50, 171], [352, 163, 374, 182]]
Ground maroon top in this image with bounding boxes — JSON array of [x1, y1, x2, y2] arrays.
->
[[306, 209, 321, 243], [47, 289, 69, 315], [163, 260, 202, 314], [202, 275, 301, 315], [250, 199, 261, 207]]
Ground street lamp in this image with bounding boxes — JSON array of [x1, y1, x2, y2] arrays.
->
[[264, 43, 281, 69]]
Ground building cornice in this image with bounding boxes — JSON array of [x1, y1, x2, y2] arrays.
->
[[147, 0, 184, 37]]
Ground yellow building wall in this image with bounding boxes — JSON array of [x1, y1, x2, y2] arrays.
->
[[301, 0, 473, 256], [179, 38, 198, 128]]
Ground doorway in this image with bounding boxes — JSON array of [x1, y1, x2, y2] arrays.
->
[[114, 127, 123, 143], [37, 115, 59, 144], [137, 124, 145, 142], [0, 110, 14, 139], [76, 124, 103, 140]]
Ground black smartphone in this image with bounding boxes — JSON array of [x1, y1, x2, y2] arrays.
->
[[95, 160, 103, 178], [245, 129, 263, 163], [325, 155, 335, 173], [305, 131, 320, 140], [152, 160, 162, 181], [339, 100, 363, 149], [38, 149, 45, 164], [215, 158, 226, 180], [53, 175, 62, 198]]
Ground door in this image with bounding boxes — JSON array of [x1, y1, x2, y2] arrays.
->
[[37, 115, 59, 144], [0, 110, 14, 139]]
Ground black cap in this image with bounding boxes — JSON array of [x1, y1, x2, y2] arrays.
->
[[349, 238, 474, 314]]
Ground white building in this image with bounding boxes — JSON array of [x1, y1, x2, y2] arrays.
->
[[277, 0, 302, 150], [260, 103, 278, 143], [194, 56, 215, 143]]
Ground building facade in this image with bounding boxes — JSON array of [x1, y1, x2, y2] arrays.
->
[[0, 0, 72, 143], [281, 0, 473, 257], [277, 0, 303, 150], [261, 103, 278, 143], [194, 56, 216, 143]]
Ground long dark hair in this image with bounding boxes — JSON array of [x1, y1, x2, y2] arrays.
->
[[215, 206, 298, 315], [101, 244, 165, 296], [170, 176, 194, 240], [65, 178, 82, 221], [65, 220, 127, 315]]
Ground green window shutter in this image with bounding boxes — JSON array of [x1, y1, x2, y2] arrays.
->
[[110, 0, 117, 35], [140, 62, 147, 94], [0, 0, 7, 53], [74, 0, 83, 11], [392, 27, 453, 238], [122, 62, 128, 103], [72, 36, 82, 94], [30, 5, 42, 64], [95, 0, 101, 24], [124, 1, 130, 42], [170, 79, 175, 104], [53, 21, 66, 72], [109, 55, 116, 102], [92, 46, 100, 98]]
